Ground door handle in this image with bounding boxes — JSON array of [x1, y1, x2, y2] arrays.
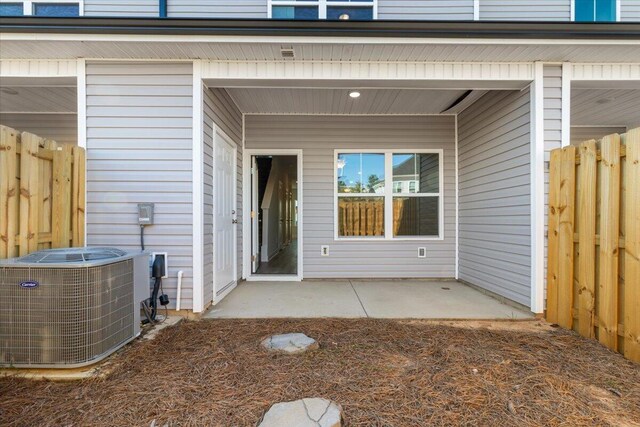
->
[[232, 219, 238, 224]]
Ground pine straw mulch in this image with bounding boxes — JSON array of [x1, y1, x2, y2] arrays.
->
[[1, 319, 640, 427]]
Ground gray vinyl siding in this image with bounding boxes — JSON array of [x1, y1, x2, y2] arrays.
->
[[570, 126, 627, 145], [621, 0, 640, 21], [83, 0, 159, 16], [0, 113, 77, 145], [480, 0, 571, 21], [245, 115, 456, 278], [85, 62, 193, 309], [202, 87, 243, 304], [544, 65, 563, 152], [167, 0, 267, 18], [458, 90, 531, 307], [378, 0, 474, 20]]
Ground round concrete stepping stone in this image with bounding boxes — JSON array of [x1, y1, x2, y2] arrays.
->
[[261, 333, 319, 354], [258, 398, 342, 427]]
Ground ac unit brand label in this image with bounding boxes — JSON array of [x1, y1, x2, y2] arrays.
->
[[19, 281, 39, 289]]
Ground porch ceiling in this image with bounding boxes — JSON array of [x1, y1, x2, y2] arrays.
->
[[0, 85, 76, 114], [572, 88, 640, 128], [226, 88, 470, 115], [0, 37, 639, 63]]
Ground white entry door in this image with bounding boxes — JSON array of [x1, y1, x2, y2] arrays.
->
[[213, 128, 237, 303]]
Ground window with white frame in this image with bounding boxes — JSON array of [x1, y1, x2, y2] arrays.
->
[[0, 1, 80, 16], [335, 150, 443, 240], [270, 0, 375, 20], [575, 0, 616, 21]]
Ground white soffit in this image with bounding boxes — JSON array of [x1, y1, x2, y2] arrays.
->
[[225, 88, 469, 115], [0, 38, 639, 63], [572, 88, 640, 128]]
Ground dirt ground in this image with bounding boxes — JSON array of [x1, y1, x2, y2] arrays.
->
[[1, 319, 639, 427]]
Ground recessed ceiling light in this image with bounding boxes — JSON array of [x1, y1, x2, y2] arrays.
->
[[339, 14, 350, 20], [349, 91, 361, 99]]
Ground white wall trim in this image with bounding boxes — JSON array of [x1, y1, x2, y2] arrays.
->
[[202, 61, 534, 82], [76, 59, 86, 149], [243, 148, 303, 281], [561, 63, 572, 148], [530, 62, 545, 314], [616, 0, 621, 21], [191, 59, 204, 313], [0, 59, 78, 77], [570, 0, 576, 21], [473, 0, 480, 20], [454, 114, 459, 280]]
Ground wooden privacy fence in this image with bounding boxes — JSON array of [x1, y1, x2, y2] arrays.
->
[[0, 125, 85, 259], [547, 127, 639, 363]]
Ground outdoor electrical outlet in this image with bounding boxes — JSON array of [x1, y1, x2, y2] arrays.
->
[[321, 246, 330, 256], [418, 247, 427, 258], [151, 252, 169, 278]]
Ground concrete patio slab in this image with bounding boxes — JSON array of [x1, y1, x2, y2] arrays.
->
[[204, 280, 367, 318], [350, 280, 531, 319], [204, 279, 533, 319]]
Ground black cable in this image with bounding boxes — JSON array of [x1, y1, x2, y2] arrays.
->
[[140, 225, 145, 251]]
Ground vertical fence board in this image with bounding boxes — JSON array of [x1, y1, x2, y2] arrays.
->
[[598, 134, 621, 351], [557, 146, 576, 329], [577, 141, 597, 338], [0, 126, 19, 258], [546, 149, 563, 324], [72, 146, 86, 246], [19, 133, 41, 256], [52, 144, 73, 248], [624, 128, 640, 361]]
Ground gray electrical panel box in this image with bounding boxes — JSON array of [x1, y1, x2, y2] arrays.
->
[[137, 203, 155, 225]]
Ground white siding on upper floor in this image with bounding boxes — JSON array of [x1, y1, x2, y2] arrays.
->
[[378, 0, 474, 20], [202, 86, 243, 305], [621, 0, 640, 21], [168, 0, 267, 18], [85, 62, 193, 309], [245, 115, 456, 279], [84, 0, 159, 17], [480, 0, 571, 21], [458, 89, 531, 307]]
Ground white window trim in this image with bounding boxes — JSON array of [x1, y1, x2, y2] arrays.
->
[[269, 0, 377, 20], [333, 149, 444, 242], [0, 0, 84, 16]]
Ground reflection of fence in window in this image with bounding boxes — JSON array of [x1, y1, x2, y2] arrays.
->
[[338, 198, 384, 237], [338, 197, 439, 237]]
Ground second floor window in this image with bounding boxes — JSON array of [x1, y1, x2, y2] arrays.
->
[[575, 0, 616, 21], [271, 0, 375, 21], [0, 1, 79, 17]]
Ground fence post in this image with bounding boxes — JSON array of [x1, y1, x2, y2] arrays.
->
[[624, 128, 640, 361], [557, 146, 576, 329], [598, 134, 621, 351], [72, 146, 86, 247], [546, 149, 562, 324]]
